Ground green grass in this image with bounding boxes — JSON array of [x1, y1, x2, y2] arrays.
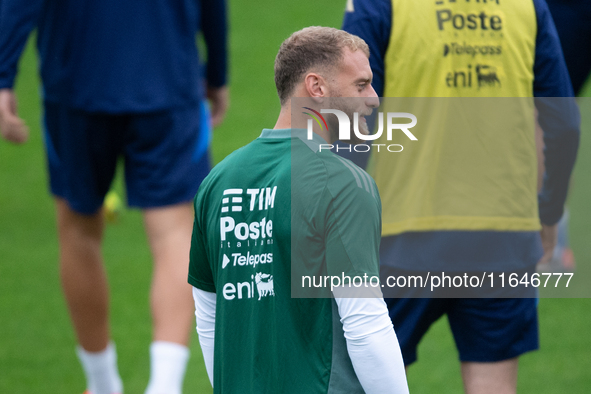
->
[[1, 1, 590, 392]]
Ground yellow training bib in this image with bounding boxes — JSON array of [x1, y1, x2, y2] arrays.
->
[[373, 0, 540, 236]]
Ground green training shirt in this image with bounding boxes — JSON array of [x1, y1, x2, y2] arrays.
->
[[189, 129, 381, 393]]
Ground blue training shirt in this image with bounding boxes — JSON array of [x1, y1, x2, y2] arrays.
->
[[0, 0, 227, 113], [342, 0, 580, 271]]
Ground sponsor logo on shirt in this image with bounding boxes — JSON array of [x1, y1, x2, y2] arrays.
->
[[222, 252, 273, 269], [445, 63, 501, 88], [222, 272, 275, 301], [219, 187, 277, 243], [219, 187, 277, 302], [220, 216, 273, 241], [443, 42, 502, 57], [434, 0, 502, 33], [255, 273, 275, 300], [220, 189, 243, 213]]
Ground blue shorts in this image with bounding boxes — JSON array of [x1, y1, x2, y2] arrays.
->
[[385, 295, 538, 365], [380, 231, 540, 364], [43, 101, 211, 214]]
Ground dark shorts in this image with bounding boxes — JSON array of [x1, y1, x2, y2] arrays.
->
[[43, 101, 211, 214], [379, 231, 540, 364], [385, 296, 538, 365]]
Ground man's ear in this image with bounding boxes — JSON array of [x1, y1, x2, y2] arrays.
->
[[304, 73, 326, 103]]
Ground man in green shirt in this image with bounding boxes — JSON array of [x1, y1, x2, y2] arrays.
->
[[189, 26, 408, 393]]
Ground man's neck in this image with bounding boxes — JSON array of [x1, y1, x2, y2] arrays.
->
[[274, 103, 333, 143], [274, 105, 292, 129]]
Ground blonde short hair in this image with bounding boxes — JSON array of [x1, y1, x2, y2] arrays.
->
[[274, 26, 370, 105]]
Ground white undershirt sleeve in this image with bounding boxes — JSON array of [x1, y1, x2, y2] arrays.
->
[[192, 286, 217, 386], [334, 291, 409, 394]]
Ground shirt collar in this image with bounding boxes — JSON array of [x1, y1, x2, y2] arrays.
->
[[258, 129, 329, 152]]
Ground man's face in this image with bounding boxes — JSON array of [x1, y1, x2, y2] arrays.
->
[[325, 47, 379, 141]]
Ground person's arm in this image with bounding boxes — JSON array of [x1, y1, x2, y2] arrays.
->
[[192, 286, 216, 386], [200, 0, 228, 127], [531, 0, 580, 261], [0, 0, 44, 143], [0, 89, 28, 143], [342, 0, 391, 98], [188, 192, 217, 386], [324, 164, 407, 392], [334, 293, 408, 394], [340, 0, 391, 168]]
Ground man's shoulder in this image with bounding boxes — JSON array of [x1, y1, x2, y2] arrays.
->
[[204, 137, 269, 180], [321, 153, 379, 200], [292, 143, 374, 192], [197, 135, 293, 202], [196, 141, 260, 200]]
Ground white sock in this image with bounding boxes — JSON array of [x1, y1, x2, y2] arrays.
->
[[76, 342, 123, 394], [144, 341, 190, 394]]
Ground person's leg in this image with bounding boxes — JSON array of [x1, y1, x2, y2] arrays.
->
[[143, 203, 194, 394], [56, 198, 122, 394], [449, 297, 538, 394], [144, 203, 195, 345], [461, 358, 518, 394], [125, 103, 211, 394], [44, 102, 125, 393], [57, 198, 109, 351]]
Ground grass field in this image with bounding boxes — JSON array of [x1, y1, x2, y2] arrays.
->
[[1, 1, 590, 393]]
